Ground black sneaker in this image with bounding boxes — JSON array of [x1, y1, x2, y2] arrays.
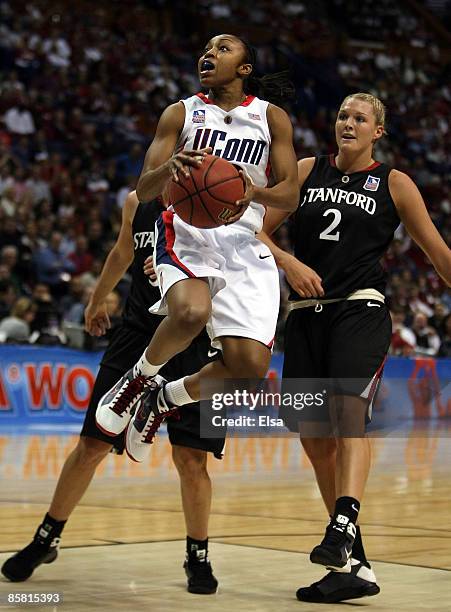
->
[[1, 540, 58, 582], [184, 558, 218, 594], [310, 515, 356, 571], [296, 558, 380, 603]]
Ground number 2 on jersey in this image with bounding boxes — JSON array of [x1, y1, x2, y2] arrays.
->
[[319, 208, 341, 241]]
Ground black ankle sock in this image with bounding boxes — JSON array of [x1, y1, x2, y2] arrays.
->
[[34, 513, 67, 546], [186, 536, 208, 563], [333, 496, 360, 526], [352, 525, 369, 566]]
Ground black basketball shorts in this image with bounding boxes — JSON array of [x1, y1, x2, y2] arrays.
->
[[80, 323, 225, 457], [281, 299, 392, 432]]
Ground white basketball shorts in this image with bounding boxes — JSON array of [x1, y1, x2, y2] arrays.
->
[[150, 210, 280, 350]]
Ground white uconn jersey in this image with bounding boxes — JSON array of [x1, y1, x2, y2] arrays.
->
[[177, 93, 271, 234]]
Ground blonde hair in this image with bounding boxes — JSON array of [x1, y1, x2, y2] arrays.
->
[[341, 93, 387, 135], [11, 297, 34, 319]]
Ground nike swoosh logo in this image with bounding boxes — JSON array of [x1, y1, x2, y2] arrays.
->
[[351, 503, 359, 512], [367, 301, 381, 307], [259, 254, 272, 259], [208, 349, 219, 358]]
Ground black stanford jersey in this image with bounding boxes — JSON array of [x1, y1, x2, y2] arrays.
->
[[290, 155, 400, 301], [122, 199, 163, 331]]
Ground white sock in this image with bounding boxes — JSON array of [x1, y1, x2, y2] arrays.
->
[[164, 377, 195, 406], [133, 350, 166, 377]]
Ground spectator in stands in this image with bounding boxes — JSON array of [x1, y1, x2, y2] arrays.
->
[[0, 296, 35, 343], [0, 245, 22, 293], [105, 289, 122, 325], [63, 285, 94, 325], [411, 312, 441, 356], [429, 302, 448, 334], [390, 307, 416, 356], [0, 279, 16, 320], [3, 96, 35, 136], [69, 236, 93, 276], [33, 231, 75, 294], [59, 276, 85, 316], [408, 285, 434, 318], [24, 164, 52, 205], [0, 185, 16, 217], [29, 283, 66, 345]]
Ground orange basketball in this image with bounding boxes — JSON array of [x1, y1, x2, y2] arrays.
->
[[168, 154, 246, 228]]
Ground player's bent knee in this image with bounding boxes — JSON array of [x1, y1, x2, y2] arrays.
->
[[222, 339, 270, 380], [227, 355, 269, 380], [170, 302, 211, 334], [301, 437, 337, 462], [76, 436, 112, 466], [172, 446, 208, 479]]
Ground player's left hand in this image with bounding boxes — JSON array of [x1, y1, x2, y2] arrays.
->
[[282, 255, 324, 298], [84, 300, 110, 336], [143, 255, 158, 286], [225, 170, 253, 225]]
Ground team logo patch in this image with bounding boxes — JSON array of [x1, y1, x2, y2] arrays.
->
[[248, 113, 261, 121], [363, 175, 380, 191], [192, 110, 205, 124]]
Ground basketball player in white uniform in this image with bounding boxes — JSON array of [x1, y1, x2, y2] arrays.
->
[[96, 34, 299, 461]]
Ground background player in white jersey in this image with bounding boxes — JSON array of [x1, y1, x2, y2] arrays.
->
[[96, 34, 299, 460], [260, 93, 451, 603]]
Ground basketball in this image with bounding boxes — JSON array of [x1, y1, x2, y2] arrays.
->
[[168, 154, 246, 228]]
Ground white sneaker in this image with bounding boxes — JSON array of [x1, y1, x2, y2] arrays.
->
[[126, 378, 179, 462], [95, 367, 155, 436]]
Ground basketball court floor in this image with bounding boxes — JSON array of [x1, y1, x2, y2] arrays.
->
[[1, 428, 450, 611]]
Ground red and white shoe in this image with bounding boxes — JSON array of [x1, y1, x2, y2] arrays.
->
[[95, 368, 156, 436], [126, 379, 179, 462]]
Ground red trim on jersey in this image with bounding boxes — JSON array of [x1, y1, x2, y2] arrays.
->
[[195, 93, 256, 107], [267, 337, 275, 349], [265, 160, 272, 179], [196, 92, 214, 105], [240, 95, 256, 107], [163, 211, 196, 277], [365, 161, 381, 171], [329, 154, 381, 172]]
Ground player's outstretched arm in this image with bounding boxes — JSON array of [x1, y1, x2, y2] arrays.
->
[[136, 102, 210, 202], [259, 222, 323, 299], [389, 169, 451, 286], [248, 105, 299, 212], [84, 191, 138, 336]]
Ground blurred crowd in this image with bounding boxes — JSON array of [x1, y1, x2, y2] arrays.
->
[[0, 0, 449, 356]]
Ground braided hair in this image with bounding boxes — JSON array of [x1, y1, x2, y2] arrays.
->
[[237, 37, 295, 107]]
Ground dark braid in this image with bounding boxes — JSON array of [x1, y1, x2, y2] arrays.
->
[[246, 72, 295, 106], [237, 36, 295, 106]]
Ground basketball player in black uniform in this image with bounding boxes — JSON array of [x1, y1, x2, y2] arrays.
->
[[2, 191, 224, 595], [260, 93, 451, 603]]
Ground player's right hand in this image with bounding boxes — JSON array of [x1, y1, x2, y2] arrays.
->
[[282, 255, 324, 298], [143, 255, 158, 286], [166, 147, 211, 182], [84, 300, 111, 336]]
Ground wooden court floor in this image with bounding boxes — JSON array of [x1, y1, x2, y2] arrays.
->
[[1, 429, 451, 611]]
